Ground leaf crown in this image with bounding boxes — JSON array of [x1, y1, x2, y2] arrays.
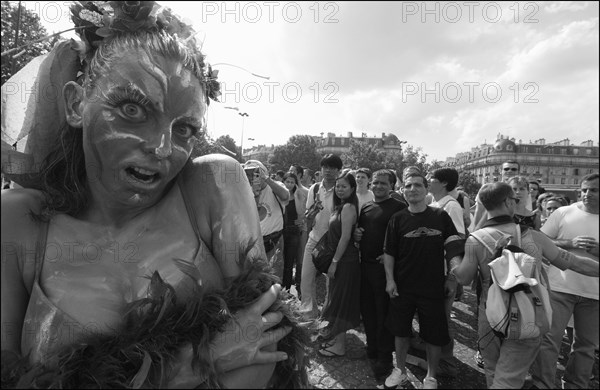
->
[[70, 1, 220, 102]]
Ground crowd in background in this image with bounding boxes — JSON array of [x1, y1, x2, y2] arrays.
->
[[240, 155, 598, 389]]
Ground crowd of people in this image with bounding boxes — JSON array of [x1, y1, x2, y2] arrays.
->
[[241, 155, 598, 389], [0, 2, 597, 389]]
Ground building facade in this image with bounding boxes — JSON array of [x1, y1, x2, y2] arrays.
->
[[444, 134, 599, 192], [242, 144, 275, 163], [315, 131, 404, 155]]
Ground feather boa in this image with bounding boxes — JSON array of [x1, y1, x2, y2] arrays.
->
[[1, 259, 309, 389]]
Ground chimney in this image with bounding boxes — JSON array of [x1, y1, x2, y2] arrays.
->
[[382, 132, 386, 138], [348, 132, 353, 138]]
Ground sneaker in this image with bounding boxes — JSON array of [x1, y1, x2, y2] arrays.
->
[[384, 367, 408, 389], [423, 376, 438, 389], [474, 350, 484, 368]]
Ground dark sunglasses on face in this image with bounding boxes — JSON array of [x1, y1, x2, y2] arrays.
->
[[503, 167, 518, 172]]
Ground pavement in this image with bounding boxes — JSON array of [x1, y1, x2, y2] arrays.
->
[[301, 280, 600, 389]]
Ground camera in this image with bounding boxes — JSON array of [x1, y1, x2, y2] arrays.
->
[[244, 167, 259, 184]]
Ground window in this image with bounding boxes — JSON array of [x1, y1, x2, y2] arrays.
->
[[561, 178, 566, 185], [561, 149, 567, 155], [562, 168, 567, 175], [507, 145, 513, 151], [535, 147, 541, 154], [574, 178, 579, 185], [573, 149, 579, 155], [574, 168, 579, 175], [586, 149, 592, 155]]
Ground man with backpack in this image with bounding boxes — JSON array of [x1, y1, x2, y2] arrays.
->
[[450, 182, 599, 388]]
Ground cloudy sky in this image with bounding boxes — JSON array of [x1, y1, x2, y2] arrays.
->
[[27, 1, 599, 161]]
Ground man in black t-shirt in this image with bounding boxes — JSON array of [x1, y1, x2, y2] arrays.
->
[[354, 169, 406, 381], [382, 174, 464, 390]]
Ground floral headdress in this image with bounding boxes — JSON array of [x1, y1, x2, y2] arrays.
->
[[70, 1, 220, 102], [1, 1, 220, 186]]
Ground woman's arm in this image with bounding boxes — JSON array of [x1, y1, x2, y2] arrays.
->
[[179, 155, 266, 280]]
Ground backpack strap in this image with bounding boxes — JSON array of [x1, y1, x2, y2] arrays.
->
[[470, 228, 500, 256], [471, 225, 521, 256], [457, 192, 465, 209], [313, 182, 320, 200]]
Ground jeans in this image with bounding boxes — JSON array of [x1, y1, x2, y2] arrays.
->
[[478, 304, 541, 388], [283, 227, 301, 292], [299, 236, 319, 319], [531, 291, 599, 389], [360, 261, 394, 364]]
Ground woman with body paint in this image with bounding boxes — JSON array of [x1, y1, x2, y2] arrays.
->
[[1, 2, 307, 388]]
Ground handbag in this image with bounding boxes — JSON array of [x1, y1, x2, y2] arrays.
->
[[312, 231, 334, 274]]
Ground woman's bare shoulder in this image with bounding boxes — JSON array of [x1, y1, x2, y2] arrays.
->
[[1, 189, 46, 296], [2, 188, 45, 231]]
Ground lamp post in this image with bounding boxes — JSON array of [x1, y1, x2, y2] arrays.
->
[[239, 112, 249, 161]]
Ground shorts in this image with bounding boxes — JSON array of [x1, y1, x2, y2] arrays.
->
[[385, 293, 450, 347]]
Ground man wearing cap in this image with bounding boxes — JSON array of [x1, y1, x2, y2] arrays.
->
[[242, 160, 289, 261], [450, 182, 599, 389]]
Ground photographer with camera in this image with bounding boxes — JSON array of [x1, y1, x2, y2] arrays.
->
[[243, 160, 290, 263]]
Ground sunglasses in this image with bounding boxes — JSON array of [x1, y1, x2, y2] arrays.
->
[[503, 167, 518, 172]]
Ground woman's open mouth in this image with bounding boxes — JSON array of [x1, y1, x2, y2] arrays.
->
[[125, 166, 160, 185]]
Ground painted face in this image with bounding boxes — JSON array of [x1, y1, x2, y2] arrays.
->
[[371, 174, 392, 200], [335, 177, 353, 200], [581, 179, 599, 211], [502, 163, 519, 179], [284, 177, 296, 191], [79, 48, 206, 208], [355, 172, 369, 189], [403, 176, 428, 204]]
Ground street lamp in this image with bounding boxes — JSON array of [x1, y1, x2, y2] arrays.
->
[[224, 106, 249, 159], [239, 112, 249, 160]]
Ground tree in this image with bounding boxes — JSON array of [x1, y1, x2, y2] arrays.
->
[[190, 133, 241, 162], [457, 171, 482, 199], [342, 139, 389, 171], [214, 135, 241, 162], [400, 144, 430, 174], [268, 135, 321, 172], [1, 1, 58, 84]]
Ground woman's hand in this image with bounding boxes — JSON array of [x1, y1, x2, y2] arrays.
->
[[210, 284, 291, 373], [327, 262, 338, 279], [167, 284, 290, 388]]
